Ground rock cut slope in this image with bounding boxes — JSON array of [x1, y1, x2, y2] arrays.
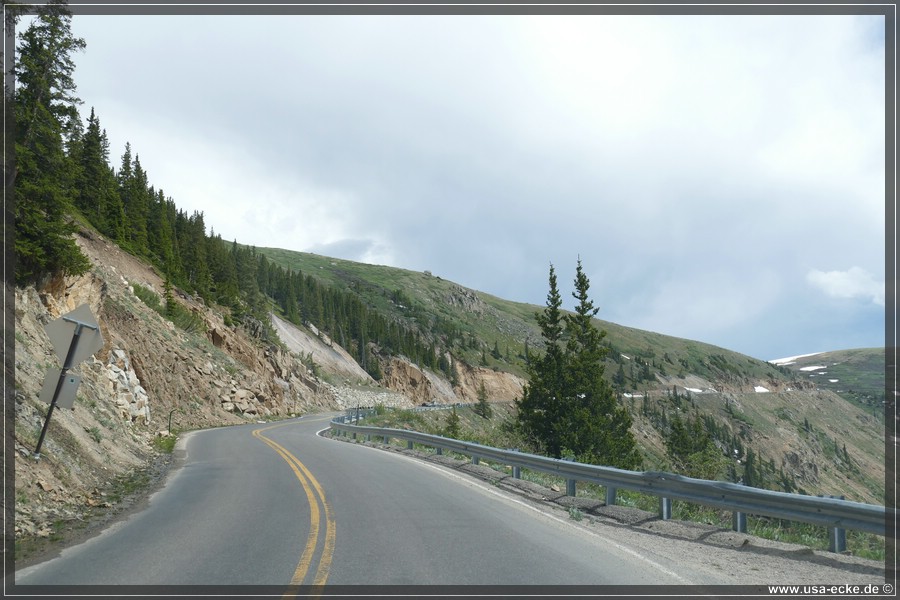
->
[[12, 227, 338, 546]]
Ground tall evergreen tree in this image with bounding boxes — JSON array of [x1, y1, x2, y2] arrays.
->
[[560, 259, 641, 468], [516, 264, 567, 456], [147, 188, 177, 271], [444, 405, 461, 439], [517, 261, 641, 469], [205, 233, 238, 306], [73, 107, 122, 241], [74, 107, 100, 214], [124, 153, 150, 254], [13, 1, 90, 285], [475, 380, 493, 419]]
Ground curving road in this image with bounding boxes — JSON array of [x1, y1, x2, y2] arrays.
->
[[15, 414, 734, 590]]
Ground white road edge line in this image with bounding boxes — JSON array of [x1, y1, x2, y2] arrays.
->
[[316, 426, 692, 585]]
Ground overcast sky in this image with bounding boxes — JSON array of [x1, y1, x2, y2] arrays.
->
[[56, 11, 886, 361]]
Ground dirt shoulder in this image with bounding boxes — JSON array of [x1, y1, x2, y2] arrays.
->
[[13, 440, 183, 571]]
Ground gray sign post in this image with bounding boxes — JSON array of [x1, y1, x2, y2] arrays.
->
[[34, 304, 104, 459]]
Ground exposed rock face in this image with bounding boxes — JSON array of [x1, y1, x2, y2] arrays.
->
[[445, 285, 487, 315], [783, 450, 820, 484], [12, 230, 340, 542], [376, 355, 525, 405], [270, 313, 373, 385], [453, 362, 525, 403], [380, 357, 433, 403]]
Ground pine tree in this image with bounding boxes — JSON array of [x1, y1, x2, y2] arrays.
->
[[444, 406, 461, 439], [613, 363, 626, 389], [516, 261, 641, 469], [13, 1, 91, 285], [664, 413, 724, 478], [164, 275, 176, 317], [124, 153, 150, 254], [560, 259, 641, 469], [516, 263, 566, 456], [178, 210, 211, 296], [665, 412, 693, 463], [744, 449, 756, 487], [75, 109, 124, 242], [74, 107, 100, 214], [205, 234, 238, 306], [475, 380, 492, 419]]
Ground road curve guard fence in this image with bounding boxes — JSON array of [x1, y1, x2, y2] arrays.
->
[[329, 416, 890, 553]]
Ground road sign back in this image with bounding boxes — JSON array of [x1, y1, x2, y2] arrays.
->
[[38, 369, 81, 409], [44, 304, 104, 367]]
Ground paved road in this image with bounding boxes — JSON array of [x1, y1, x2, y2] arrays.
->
[[15, 413, 719, 589]]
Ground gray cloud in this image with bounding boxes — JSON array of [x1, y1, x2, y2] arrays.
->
[[66, 13, 886, 360]]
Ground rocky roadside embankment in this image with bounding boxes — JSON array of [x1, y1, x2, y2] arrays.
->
[[12, 228, 340, 561]]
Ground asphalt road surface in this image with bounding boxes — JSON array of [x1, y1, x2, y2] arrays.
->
[[14, 414, 742, 590]]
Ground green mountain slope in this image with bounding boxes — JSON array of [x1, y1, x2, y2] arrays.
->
[[256, 247, 792, 389], [256, 247, 886, 505]]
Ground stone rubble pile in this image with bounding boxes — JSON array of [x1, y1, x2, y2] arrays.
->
[[217, 382, 270, 416], [326, 384, 413, 409], [84, 348, 151, 425]]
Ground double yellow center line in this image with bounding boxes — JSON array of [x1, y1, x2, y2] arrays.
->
[[252, 421, 336, 592]]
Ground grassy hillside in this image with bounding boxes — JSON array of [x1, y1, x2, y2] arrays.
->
[[257, 247, 791, 389]]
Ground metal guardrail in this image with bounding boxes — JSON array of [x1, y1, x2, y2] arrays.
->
[[330, 415, 889, 552]]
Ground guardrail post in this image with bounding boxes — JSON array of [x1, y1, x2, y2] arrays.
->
[[352, 432, 357, 440], [436, 447, 442, 455], [829, 526, 847, 553], [732, 481, 747, 532], [407, 440, 413, 450], [511, 449, 521, 479], [472, 456, 480, 465], [732, 510, 747, 533], [562, 457, 576, 497], [605, 486, 617, 506], [383, 435, 390, 444], [660, 497, 672, 520], [821, 495, 847, 553], [366, 434, 371, 442]]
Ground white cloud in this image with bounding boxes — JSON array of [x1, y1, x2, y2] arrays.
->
[[63, 13, 886, 360], [806, 267, 884, 306]]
